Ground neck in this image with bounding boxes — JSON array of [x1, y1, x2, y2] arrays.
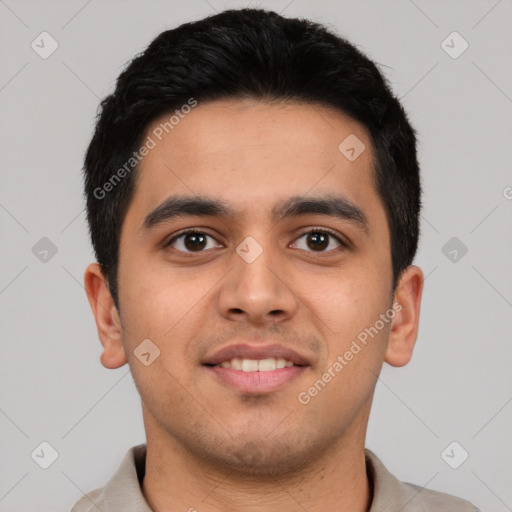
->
[[141, 415, 372, 512]]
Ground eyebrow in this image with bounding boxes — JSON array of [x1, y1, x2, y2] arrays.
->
[[272, 195, 369, 234], [141, 193, 369, 234]]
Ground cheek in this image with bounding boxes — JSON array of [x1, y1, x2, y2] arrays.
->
[[119, 273, 203, 407], [119, 254, 200, 331], [118, 260, 222, 379], [301, 265, 384, 328], [299, 264, 391, 375]]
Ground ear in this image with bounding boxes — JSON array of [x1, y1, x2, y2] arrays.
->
[[84, 263, 127, 369], [384, 265, 424, 367]]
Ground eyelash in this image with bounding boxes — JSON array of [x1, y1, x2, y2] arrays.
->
[[164, 227, 347, 253]]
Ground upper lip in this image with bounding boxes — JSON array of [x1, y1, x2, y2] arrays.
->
[[202, 343, 311, 366]]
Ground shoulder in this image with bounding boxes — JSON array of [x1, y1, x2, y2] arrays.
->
[[71, 488, 104, 512], [365, 448, 480, 512], [69, 444, 150, 512], [399, 480, 480, 511]]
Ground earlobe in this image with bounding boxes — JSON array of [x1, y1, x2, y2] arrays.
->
[[384, 265, 424, 367], [84, 263, 127, 369]]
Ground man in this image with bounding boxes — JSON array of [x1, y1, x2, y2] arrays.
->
[[75, 7, 479, 512]]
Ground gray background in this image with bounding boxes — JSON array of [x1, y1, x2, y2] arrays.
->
[[1, 0, 511, 511]]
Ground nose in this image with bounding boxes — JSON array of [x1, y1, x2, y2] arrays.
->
[[216, 240, 298, 326]]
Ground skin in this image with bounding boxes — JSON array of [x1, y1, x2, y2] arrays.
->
[[84, 98, 423, 512]]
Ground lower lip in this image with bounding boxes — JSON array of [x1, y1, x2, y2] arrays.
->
[[204, 365, 308, 393]]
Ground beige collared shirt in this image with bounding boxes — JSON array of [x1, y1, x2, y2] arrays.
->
[[71, 444, 479, 511]]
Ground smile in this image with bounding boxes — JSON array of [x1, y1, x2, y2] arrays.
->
[[204, 361, 308, 393], [216, 357, 295, 371]]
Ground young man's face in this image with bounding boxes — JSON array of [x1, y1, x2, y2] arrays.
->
[[86, 98, 422, 476]]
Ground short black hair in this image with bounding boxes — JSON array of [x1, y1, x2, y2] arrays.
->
[[83, 7, 421, 311]]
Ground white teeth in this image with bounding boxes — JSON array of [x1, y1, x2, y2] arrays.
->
[[258, 358, 276, 372], [217, 357, 295, 372], [242, 359, 259, 372], [231, 357, 243, 370]]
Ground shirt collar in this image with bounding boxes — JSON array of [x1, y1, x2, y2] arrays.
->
[[100, 444, 152, 512], [90, 444, 469, 512]]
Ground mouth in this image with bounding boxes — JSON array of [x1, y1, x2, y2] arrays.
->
[[211, 356, 296, 371], [202, 345, 311, 394]]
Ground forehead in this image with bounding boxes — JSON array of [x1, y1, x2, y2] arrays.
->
[[124, 98, 386, 233], [144, 99, 371, 169]]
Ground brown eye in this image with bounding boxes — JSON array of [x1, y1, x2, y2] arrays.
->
[[167, 230, 220, 252], [183, 232, 207, 250], [306, 232, 329, 251], [291, 229, 344, 252]]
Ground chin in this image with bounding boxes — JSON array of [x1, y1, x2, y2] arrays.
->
[[189, 434, 328, 479]]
